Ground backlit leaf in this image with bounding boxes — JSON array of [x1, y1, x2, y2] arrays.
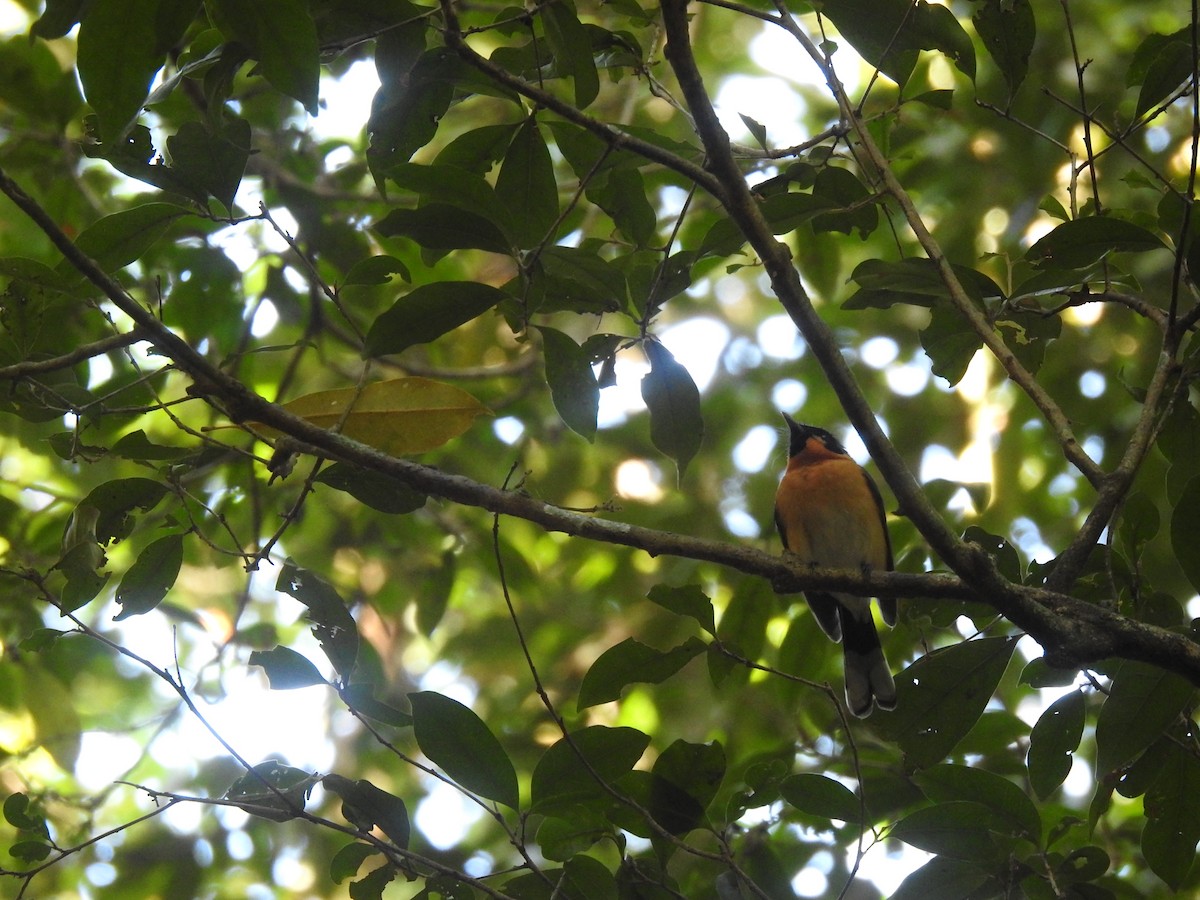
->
[[65, 203, 188, 275], [973, 0, 1034, 95], [259, 378, 491, 455], [530, 725, 650, 813], [323, 774, 411, 849], [1142, 736, 1200, 890], [890, 801, 1005, 861], [210, 0, 320, 113], [76, 0, 164, 142], [1026, 216, 1166, 269], [538, 326, 599, 441], [496, 116, 559, 247], [779, 773, 863, 825], [646, 583, 716, 637], [640, 339, 703, 479], [249, 646, 327, 690], [224, 761, 318, 821], [1027, 690, 1086, 800], [1170, 476, 1200, 594], [113, 532, 183, 620], [409, 691, 519, 809], [578, 636, 707, 709], [1095, 660, 1194, 775], [915, 764, 1041, 843], [315, 463, 427, 514], [276, 562, 359, 682]]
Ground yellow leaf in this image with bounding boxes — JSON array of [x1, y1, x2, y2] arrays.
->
[[255, 377, 492, 456]]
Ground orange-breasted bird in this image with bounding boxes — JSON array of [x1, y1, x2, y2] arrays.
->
[[774, 414, 897, 717]]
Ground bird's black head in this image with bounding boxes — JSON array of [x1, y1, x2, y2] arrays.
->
[[782, 413, 847, 458]]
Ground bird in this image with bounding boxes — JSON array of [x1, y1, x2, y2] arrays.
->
[[774, 414, 897, 717]]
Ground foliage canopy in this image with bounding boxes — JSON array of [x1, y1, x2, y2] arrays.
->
[[2, 0, 1200, 897]]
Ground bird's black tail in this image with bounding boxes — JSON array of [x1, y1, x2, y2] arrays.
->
[[838, 604, 896, 717]]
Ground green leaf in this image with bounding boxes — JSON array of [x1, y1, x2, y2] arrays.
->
[[914, 764, 1041, 844], [78, 477, 169, 544], [811, 166, 878, 237], [973, 0, 1034, 95], [110, 430, 190, 461], [1026, 216, 1166, 269], [364, 283, 508, 357], [210, 0, 320, 113], [542, 0, 600, 108], [249, 646, 328, 689], [844, 257, 1005, 308], [891, 856, 993, 900], [536, 245, 627, 314], [962, 526, 1022, 582], [578, 636, 707, 709], [640, 339, 703, 480], [1171, 476, 1200, 594], [342, 255, 411, 287], [818, 0, 918, 87], [340, 683, 414, 727], [1119, 491, 1161, 558], [223, 760, 318, 821], [1142, 736, 1200, 890], [9, 839, 53, 862], [164, 117, 252, 210], [374, 203, 512, 254], [4, 793, 47, 833], [329, 842, 380, 885], [32, 0, 89, 39], [323, 774, 411, 849], [779, 773, 862, 824], [76, 0, 165, 142], [648, 739, 725, 835], [315, 463, 427, 514], [589, 167, 657, 246], [496, 117, 559, 248], [113, 533, 184, 620], [1134, 35, 1193, 118], [258, 378, 491, 455], [409, 691, 519, 809], [875, 636, 1018, 771], [646, 583, 716, 637], [921, 304, 983, 386], [538, 326, 599, 441], [1027, 690, 1086, 800], [276, 562, 359, 682], [65, 203, 188, 275], [1095, 660, 1194, 775], [530, 725, 651, 813], [349, 863, 396, 900], [890, 801, 1006, 861]]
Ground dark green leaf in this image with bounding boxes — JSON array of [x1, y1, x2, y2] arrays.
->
[[1119, 491, 1161, 558], [66, 203, 188, 275], [779, 773, 862, 824], [542, 0, 600, 108], [76, 0, 164, 142], [385, 162, 514, 233], [3, 793, 46, 832], [1027, 690, 1086, 800], [364, 282, 507, 357], [110, 430, 190, 461], [818, 0, 918, 86], [342, 255, 411, 287], [973, 0, 1034, 95], [890, 801, 1005, 861], [1171, 476, 1200, 594], [349, 863, 396, 900], [578, 636, 707, 709], [891, 856, 993, 900], [649, 738, 724, 835], [374, 204, 512, 254], [323, 774, 411, 849], [537, 245, 626, 314], [409, 691, 519, 809], [315, 463, 427, 514], [276, 562, 359, 682], [1135, 36, 1193, 118], [844, 257, 1005, 308], [640, 339, 703, 479], [962, 526, 1022, 582], [1026, 216, 1166, 269], [875, 636, 1018, 771], [340, 683, 414, 727], [646, 583, 716, 637], [32, 0, 88, 39], [589, 167, 657, 246], [530, 725, 650, 813], [9, 839, 53, 862], [914, 764, 1041, 843], [538, 326, 599, 441], [329, 842, 380, 885], [921, 304, 983, 386], [78, 477, 169, 544], [1095, 660, 1194, 775], [211, 0, 320, 113], [224, 761, 318, 821], [496, 117, 559, 247], [249, 646, 328, 689], [113, 532, 184, 620], [164, 117, 251, 209], [1142, 737, 1200, 890], [811, 166, 878, 237]]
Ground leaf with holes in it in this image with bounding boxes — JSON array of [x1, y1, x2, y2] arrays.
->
[[78, 477, 169, 545], [364, 284, 508, 357], [1095, 660, 1194, 776], [1027, 689, 1086, 800], [579, 636, 707, 709], [409, 691, 519, 809], [538, 326, 599, 442], [113, 533, 183, 621], [276, 562, 359, 682], [640, 339, 703, 479], [874, 636, 1018, 772], [1026, 216, 1166, 269], [224, 761, 318, 821], [253, 378, 491, 456], [249, 646, 327, 690]]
